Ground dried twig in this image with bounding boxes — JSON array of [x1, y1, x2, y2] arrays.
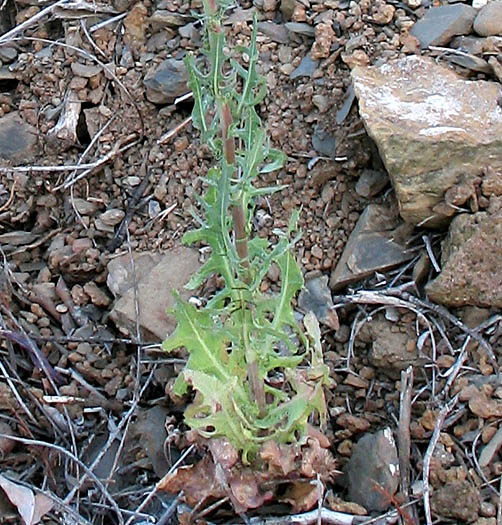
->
[[398, 366, 418, 524], [422, 395, 459, 525], [0, 179, 17, 213]]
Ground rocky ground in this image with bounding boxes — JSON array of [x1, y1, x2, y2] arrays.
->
[[1, 0, 502, 523]]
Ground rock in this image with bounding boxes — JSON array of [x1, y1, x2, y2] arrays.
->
[[355, 169, 389, 198], [336, 413, 370, 434], [109, 246, 201, 340], [298, 275, 339, 330], [329, 204, 414, 291], [280, 0, 296, 20], [144, 58, 189, 104], [479, 427, 502, 467], [99, 208, 125, 227], [312, 127, 336, 158], [351, 56, 502, 226], [0, 112, 38, 163], [290, 55, 318, 79], [83, 282, 111, 307], [122, 1, 148, 48], [150, 10, 193, 27], [344, 428, 399, 512], [431, 481, 480, 522], [364, 315, 422, 376], [131, 406, 170, 477], [70, 62, 102, 78], [284, 22, 315, 37], [468, 390, 502, 418], [426, 212, 502, 308], [442, 50, 492, 74], [474, 1, 502, 36], [257, 22, 289, 44], [71, 198, 97, 216], [107, 251, 160, 297], [410, 4, 477, 48], [0, 47, 17, 63]]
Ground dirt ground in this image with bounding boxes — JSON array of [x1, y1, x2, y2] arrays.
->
[[0, 0, 501, 524]]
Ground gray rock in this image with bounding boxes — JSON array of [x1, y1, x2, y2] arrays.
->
[[298, 275, 339, 330], [99, 208, 125, 227], [107, 252, 160, 297], [329, 204, 414, 291], [144, 58, 189, 104], [257, 22, 289, 44], [355, 169, 389, 198], [312, 127, 336, 157], [345, 428, 399, 512], [474, 1, 502, 36], [441, 50, 492, 74], [410, 4, 477, 48], [450, 35, 486, 55], [290, 55, 318, 79], [70, 62, 102, 78], [0, 112, 38, 163], [351, 56, 502, 226], [0, 47, 18, 63], [109, 246, 201, 340], [150, 10, 193, 27], [71, 198, 98, 216], [426, 211, 502, 308], [285, 22, 315, 37]]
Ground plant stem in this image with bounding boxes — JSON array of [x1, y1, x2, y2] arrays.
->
[[220, 100, 265, 415]]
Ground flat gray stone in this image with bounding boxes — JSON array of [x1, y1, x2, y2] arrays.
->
[[345, 428, 399, 512], [355, 169, 389, 198], [329, 204, 414, 291], [109, 246, 201, 340], [351, 56, 502, 226], [298, 275, 339, 330], [290, 55, 318, 79], [410, 4, 477, 48], [0, 112, 38, 163], [144, 58, 189, 104]]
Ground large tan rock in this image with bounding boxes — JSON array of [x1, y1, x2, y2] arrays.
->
[[426, 211, 502, 308], [108, 246, 201, 340], [352, 56, 502, 226]]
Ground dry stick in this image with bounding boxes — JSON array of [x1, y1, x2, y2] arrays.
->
[[0, 163, 106, 174], [398, 366, 418, 525], [226, 506, 400, 525], [498, 475, 502, 524], [423, 395, 459, 525], [440, 336, 470, 399], [157, 115, 193, 145], [0, 179, 17, 212]]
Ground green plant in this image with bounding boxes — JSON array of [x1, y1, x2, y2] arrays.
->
[[163, 0, 330, 463]]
